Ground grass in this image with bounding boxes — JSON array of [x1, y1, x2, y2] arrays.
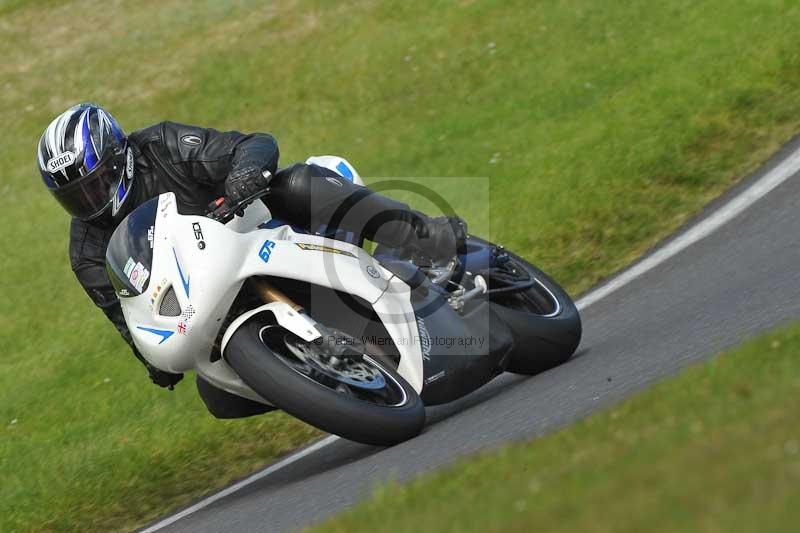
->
[[314, 324, 800, 533], [2, 0, 800, 530]]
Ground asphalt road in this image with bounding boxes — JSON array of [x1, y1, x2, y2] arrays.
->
[[149, 138, 800, 533]]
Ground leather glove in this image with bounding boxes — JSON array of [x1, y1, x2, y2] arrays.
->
[[131, 346, 183, 390], [224, 164, 272, 212], [148, 365, 184, 390]]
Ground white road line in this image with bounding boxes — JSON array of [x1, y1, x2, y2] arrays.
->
[[139, 435, 339, 533], [577, 145, 800, 311], [142, 143, 800, 531]]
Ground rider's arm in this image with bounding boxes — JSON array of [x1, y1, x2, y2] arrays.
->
[[69, 219, 182, 388], [69, 219, 123, 329], [156, 121, 279, 185]]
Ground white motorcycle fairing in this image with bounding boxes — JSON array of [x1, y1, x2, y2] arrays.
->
[[112, 192, 426, 405]]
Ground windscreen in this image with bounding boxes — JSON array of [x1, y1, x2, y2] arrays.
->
[[105, 197, 159, 297]]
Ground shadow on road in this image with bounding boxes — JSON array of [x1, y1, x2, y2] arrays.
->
[[424, 372, 530, 425]]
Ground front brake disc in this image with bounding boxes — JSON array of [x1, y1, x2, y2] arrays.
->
[[284, 335, 386, 390]]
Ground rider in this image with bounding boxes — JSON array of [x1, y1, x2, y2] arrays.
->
[[37, 102, 465, 419]]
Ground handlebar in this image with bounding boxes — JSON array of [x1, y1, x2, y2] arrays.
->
[[206, 188, 272, 224]]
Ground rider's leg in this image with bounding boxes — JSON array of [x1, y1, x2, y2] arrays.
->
[[267, 163, 465, 258]]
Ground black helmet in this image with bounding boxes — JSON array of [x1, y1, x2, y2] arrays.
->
[[37, 103, 134, 221]]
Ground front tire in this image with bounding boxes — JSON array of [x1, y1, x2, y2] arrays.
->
[[225, 314, 426, 446]]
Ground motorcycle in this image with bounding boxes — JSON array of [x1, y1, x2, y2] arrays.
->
[[106, 157, 581, 446]]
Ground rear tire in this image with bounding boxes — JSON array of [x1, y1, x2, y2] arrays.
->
[[225, 314, 426, 446], [470, 237, 582, 375]]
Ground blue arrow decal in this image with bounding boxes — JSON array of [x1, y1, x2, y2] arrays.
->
[[173, 248, 190, 298], [137, 326, 174, 344]]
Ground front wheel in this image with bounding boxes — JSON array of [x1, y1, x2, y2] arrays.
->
[[225, 313, 425, 446]]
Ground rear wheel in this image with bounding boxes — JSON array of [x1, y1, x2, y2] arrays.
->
[[470, 237, 582, 375], [225, 313, 425, 446]]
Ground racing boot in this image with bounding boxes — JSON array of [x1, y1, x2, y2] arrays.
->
[[409, 213, 468, 263]]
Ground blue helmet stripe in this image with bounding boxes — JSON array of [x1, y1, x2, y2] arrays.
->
[[109, 118, 125, 142], [82, 111, 98, 171], [41, 173, 57, 188], [116, 180, 127, 201]]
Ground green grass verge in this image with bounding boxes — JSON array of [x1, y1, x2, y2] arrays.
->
[[314, 324, 800, 533], [2, 0, 800, 530]]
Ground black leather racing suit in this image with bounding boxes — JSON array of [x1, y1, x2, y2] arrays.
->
[[70, 121, 423, 418]]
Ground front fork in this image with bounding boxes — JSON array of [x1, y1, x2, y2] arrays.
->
[[249, 277, 305, 311], [249, 277, 364, 363]]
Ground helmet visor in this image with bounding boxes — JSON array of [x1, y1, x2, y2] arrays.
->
[[51, 150, 125, 220]]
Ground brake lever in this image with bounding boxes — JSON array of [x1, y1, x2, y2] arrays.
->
[[207, 197, 236, 224], [206, 187, 271, 224]]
